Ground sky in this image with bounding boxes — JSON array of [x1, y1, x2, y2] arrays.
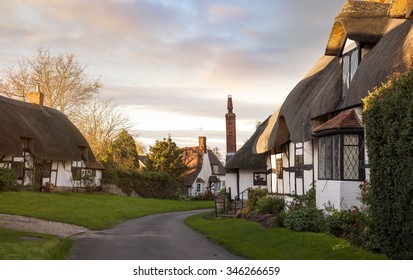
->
[[0, 0, 346, 155]]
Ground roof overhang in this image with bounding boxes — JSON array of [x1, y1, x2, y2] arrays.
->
[[325, 1, 391, 56], [253, 109, 290, 154]]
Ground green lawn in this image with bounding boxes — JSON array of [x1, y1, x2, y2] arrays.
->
[[185, 212, 387, 260], [0, 228, 73, 260], [0, 191, 214, 230], [0, 191, 213, 260]]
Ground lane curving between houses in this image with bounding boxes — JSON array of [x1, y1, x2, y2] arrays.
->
[[68, 209, 243, 260]]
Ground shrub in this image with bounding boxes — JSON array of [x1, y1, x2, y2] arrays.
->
[[288, 185, 316, 211], [246, 188, 268, 211], [363, 69, 413, 259], [283, 186, 324, 232], [256, 196, 285, 214], [283, 208, 325, 232], [0, 168, 17, 191], [326, 209, 357, 237], [192, 191, 214, 201]]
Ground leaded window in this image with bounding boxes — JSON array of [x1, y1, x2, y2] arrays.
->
[[342, 47, 360, 99], [71, 167, 82, 181], [11, 162, 24, 180], [318, 134, 364, 181]]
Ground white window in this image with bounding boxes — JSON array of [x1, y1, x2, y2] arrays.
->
[[196, 183, 202, 193], [212, 164, 219, 174], [342, 47, 360, 99]]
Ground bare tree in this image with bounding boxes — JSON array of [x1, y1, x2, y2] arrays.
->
[[0, 48, 101, 121], [75, 98, 130, 162]]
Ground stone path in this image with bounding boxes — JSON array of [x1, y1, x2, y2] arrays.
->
[[0, 214, 89, 238]]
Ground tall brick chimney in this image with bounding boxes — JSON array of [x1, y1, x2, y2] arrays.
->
[[27, 83, 44, 108], [225, 95, 236, 155], [198, 136, 207, 154]]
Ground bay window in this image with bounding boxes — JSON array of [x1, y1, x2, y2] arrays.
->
[[318, 133, 364, 181]]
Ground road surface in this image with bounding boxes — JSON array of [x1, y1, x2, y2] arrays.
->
[[68, 209, 243, 260]]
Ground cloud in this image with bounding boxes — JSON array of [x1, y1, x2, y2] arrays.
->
[[208, 4, 246, 23], [101, 85, 275, 121], [0, 0, 347, 153]]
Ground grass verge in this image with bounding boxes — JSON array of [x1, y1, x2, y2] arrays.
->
[[185, 212, 386, 260], [0, 228, 73, 260], [0, 191, 214, 230]]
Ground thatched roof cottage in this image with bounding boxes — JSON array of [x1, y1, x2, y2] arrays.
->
[[0, 86, 103, 190], [254, 0, 413, 210]]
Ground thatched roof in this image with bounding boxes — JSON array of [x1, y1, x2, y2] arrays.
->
[[254, 56, 343, 153], [0, 96, 101, 167], [226, 117, 268, 170], [255, 4, 413, 154], [326, 1, 390, 56], [253, 108, 292, 154], [389, 0, 413, 18]]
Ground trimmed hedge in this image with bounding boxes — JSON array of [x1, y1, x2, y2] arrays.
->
[[103, 167, 182, 199], [363, 70, 413, 259]]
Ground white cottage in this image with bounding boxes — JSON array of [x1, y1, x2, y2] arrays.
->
[[182, 136, 225, 196], [0, 87, 104, 191], [225, 118, 268, 200], [254, 0, 413, 210]]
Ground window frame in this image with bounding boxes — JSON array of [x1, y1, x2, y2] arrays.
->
[[196, 183, 202, 193], [211, 164, 219, 175], [11, 162, 25, 180], [71, 167, 82, 181], [342, 46, 361, 100], [253, 172, 267, 186], [318, 132, 365, 182]]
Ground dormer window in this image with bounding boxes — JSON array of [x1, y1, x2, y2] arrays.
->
[[212, 164, 219, 174], [342, 46, 360, 99], [80, 146, 89, 161], [21, 137, 34, 152]]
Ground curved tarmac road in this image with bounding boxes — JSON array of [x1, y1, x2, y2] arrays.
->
[[68, 209, 243, 260]]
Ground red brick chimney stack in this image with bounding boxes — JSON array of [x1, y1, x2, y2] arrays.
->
[[198, 136, 207, 154], [225, 95, 236, 155]]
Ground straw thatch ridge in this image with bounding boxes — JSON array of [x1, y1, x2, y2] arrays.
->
[[0, 95, 99, 165], [389, 0, 413, 18], [225, 117, 269, 170], [326, 1, 391, 56]]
